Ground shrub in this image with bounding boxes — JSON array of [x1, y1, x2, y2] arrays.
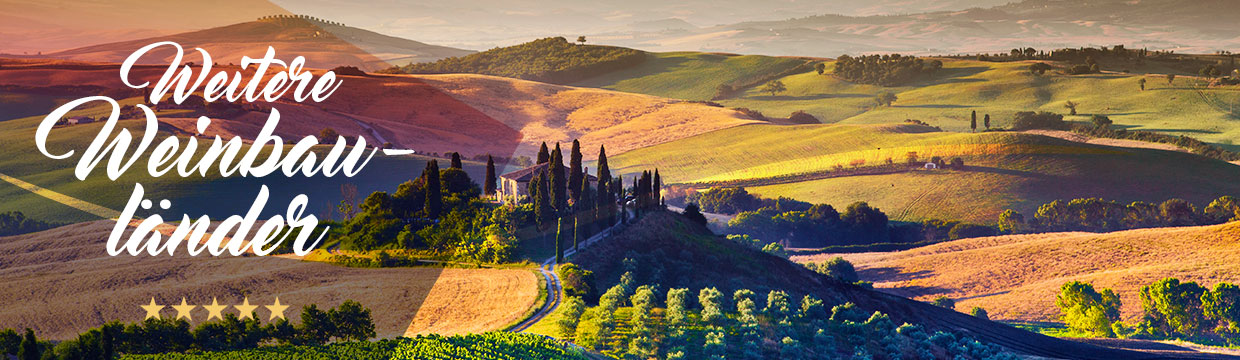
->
[[930, 296, 955, 310], [786, 110, 820, 124], [947, 223, 997, 240], [1010, 111, 1066, 131], [970, 307, 989, 320], [1057, 281, 1121, 336], [731, 107, 767, 121]]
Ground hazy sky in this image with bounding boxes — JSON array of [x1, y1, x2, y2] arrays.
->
[[0, 0, 1008, 53]]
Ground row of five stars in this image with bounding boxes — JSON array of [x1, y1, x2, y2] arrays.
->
[[142, 297, 289, 321]]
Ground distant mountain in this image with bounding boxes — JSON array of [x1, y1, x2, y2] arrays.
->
[[596, 0, 1240, 57], [41, 16, 474, 70]]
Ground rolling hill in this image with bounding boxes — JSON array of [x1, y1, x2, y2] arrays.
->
[[551, 210, 1226, 359], [607, 123, 1240, 223], [791, 221, 1240, 325], [577, 54, 1240, 151], [0, 221, 539, 339], [38, 16, 474, 70], [595, 0, 1240, 57]]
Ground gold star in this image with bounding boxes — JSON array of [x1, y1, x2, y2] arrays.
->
[[141, 298, 164, 320], [172, 297, 196, 321], [235, 297, 258, 320], [203, 297, 229, 321], [266, 297, 289, 320]]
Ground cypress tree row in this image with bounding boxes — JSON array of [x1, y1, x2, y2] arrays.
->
[[424, 160, 442, 218], [484, 155, 497, 198], [569, 139, 583, 201], [450, 152, 463, 169], [537, 142, 550, 164]]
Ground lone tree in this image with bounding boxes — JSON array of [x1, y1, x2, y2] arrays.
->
[[1139, 77, 1147, 91], [576, 36, 587, 45], [319, 128, 340, 142], [1064, 100, 1079, 115], [450, 152, 462, 169], [761, 80, 787, 96], [1166, 73, 1176, 86], [423, 160, 442, 218], [814, 62, 826, 75], [876, 91, 898, 107], [484, 155, 497, 198], [1091, 114, 1112, 129], [970, 111, 978, 132], [984, 114, 991, 129]]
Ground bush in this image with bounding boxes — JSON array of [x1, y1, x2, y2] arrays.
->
[[1009, 111, 1067, 131], [930, 296, 955, 310], [731, 107, 767, 121], [786, 110, 820, 124], [808, 257, 859, 283], [1057, 281, 1121, 336], [970, 307, 990, 320], [947, 223, 997, 240]]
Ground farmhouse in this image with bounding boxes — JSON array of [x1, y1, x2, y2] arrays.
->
[[65, 116, 94, 125], [497, 162, 597, 204]]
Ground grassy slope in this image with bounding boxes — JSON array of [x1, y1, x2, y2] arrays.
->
[[791, 222, 1240, 324], [609, 123, 1240, 222], [581, 55, 1240, 150], [572, 52, 809, 101]]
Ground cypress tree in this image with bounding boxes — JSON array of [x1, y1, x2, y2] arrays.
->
[[555, 216, 564, 264], [573, 216, 580, 252], [550, 144, 567, 214], [424, 160, 442, 218], [484, 155, 497, 198], [569, 139, 583, 201], [537, 142, 550, 164], [653, 169, 662, 207], [612, 175, 623, 225], [101, 325, 114, 360], [971, 111, 977, 132], [450, 152, 462, 169], [596, 145, 612, 224], [531, 172, 553, 229], [984, 114, 991, 129], [18, 328, 37, 360]]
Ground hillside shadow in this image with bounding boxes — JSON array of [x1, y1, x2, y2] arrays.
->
[[860, 267, 934, 282], [964, 166, 1057, 180], [892, 104, 973, 109], [746, 93, 871, 101]]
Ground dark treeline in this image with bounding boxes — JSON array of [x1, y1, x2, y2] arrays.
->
[[382, 37, 646, 84], [0, 300, 374, 360], [999, 196, 1240, 234], [831, 54, 943, 86], [1070, 123, 1240, 162], [689, 188, 987, 248], [0, 211, 63, 237]]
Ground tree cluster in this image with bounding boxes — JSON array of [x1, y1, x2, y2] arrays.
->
[[0, 211, 62, 236], [832, 54, 943, 86], [999, 196, 1240, 234], [386, 37, 646, 84]]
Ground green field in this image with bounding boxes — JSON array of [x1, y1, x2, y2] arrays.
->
[[572, 52, 810, 101], [579, 55, 1240, 150], [608, 123, 1240, 223]]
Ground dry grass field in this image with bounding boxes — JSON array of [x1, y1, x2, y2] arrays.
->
[[0, 221, 540, 339], [403, 268, 539, 336], [792, 222, 1240, 323]]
